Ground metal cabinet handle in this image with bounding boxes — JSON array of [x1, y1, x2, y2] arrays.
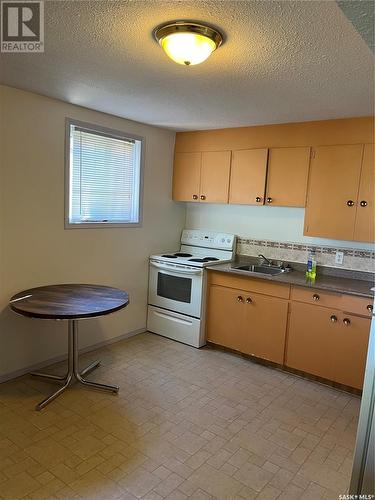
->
[[266, 197, 273, 203], [313, 294, 320, 301], [246, 297, 252, 304], [360, 200, 368, 207], [192, 194, 198, 200], [346, 200, 354, 207], [330, 315, 337, 323], [255, 197, 262, 203], [343, 318, 351, 326], [367, 304, 373, 313], [237, 296, 244, 302], [200, 195, 206, 200]]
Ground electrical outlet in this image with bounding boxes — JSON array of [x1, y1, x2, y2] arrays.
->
[[335, 251, 344, 265]]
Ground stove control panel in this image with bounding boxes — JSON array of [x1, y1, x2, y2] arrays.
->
[[181, 230, 236, 250]]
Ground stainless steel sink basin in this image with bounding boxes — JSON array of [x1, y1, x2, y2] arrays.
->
[[233, 264, 290, 276]]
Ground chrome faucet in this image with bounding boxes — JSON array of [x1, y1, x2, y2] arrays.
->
[[258, 254, 273, 266]]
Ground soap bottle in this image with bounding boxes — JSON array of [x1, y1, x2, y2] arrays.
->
[[306, 249, 317, 280]]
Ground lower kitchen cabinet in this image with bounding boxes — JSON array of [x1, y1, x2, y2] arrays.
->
[[333, 313, 370, 389], [206, 285, 245, 351], [241, 292, 288, 364], [207, 274, 371, 390], [286, 302, 337, 381], [286, 301, 370, 389], [206, 284, 288, 364]]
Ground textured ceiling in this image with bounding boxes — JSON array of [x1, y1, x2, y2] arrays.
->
[[337, 0, 374, 53], [1, 0, 374, 130]]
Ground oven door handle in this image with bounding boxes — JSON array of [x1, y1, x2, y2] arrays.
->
[[150, 261, 203, 275]]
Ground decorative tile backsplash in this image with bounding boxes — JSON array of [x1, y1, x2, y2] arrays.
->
[[237, 238, 375, 273]]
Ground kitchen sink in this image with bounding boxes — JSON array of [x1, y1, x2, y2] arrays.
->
[[233, 264, 290, 276]]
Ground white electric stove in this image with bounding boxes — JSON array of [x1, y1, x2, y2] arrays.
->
[[147, 229, 236, 347]]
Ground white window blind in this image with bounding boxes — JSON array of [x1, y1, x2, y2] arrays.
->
[[67, 121, 142, 226]]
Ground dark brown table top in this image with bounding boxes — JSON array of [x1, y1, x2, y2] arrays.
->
[[9, 284, 129, 320]]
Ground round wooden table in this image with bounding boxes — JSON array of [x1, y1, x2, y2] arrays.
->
[[9, 284, 129, 411]]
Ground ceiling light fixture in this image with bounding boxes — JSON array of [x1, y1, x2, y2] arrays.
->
[[154, 21, 223, 66]]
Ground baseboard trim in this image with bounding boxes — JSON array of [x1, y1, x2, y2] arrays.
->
[[0, 328, 145, 384]]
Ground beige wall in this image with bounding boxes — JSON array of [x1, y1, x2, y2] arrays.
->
[[0, 85, 185, 380]]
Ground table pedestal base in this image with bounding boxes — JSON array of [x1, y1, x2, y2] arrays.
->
[[31, 319, 119, 411]]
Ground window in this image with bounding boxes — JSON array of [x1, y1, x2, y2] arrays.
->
[[65, 119, 143, 227]]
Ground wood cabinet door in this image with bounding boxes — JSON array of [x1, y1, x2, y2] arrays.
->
[[172, 152, 201, 202], [333, 314, 370, 389], [200, 151, 231, 203], [354, 144, 375, 243], [241, 292, 288, 364], [286, 302, 337, 381], [266, 147, 310, 207], [229, 149, 268, 205], [206, 285, 245, 350], [304, 145, 363, 240]]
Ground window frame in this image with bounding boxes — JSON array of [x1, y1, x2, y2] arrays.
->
[[64, 118, 145, 229]]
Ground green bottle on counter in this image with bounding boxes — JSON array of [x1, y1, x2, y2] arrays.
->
[[306, 249, 317, 280]]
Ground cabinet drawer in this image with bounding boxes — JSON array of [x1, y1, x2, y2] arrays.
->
[[208, 271, 290, 299], [341, 295, 373, 317], [291, 286, 342, 309]]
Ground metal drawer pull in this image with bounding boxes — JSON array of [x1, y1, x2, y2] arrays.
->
[[360, 200, 368, 207], [346, 200, 354, 207], [266, 197, 273, 203], [312, 294, 320, 301], [200, 195, 206, 200], [330, 315, 337, 323], [192, 194, 198, 200], [367, 304, 373, 312], [255, 196, 262, 203], [237, 296, 243, 302], [246, 297, 252, 304], [343, 318, 351, 326]]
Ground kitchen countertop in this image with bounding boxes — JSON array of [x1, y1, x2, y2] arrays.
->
[[207, 262, 375, 298]]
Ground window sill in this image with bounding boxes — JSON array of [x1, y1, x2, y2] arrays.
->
[[65, 221, 142, 229]]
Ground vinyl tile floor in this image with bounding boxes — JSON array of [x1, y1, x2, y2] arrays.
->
[[0, 332, 360, 500]]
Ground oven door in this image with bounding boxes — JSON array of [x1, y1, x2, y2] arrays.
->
[[148, 260, 203, 318]]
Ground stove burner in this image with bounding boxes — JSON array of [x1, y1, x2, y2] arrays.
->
[[203, 257, 219, 261], [174, 252, 193, 257], [188, 258, 206, 263], [162, 254, 178, 258]]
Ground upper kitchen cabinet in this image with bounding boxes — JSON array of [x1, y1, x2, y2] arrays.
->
[[172, 150, 231, 203], [266, 147, 311, 207], [354, 144, 375, 242], [200, 151, 231, 203], [229, 149, 268, 205], [172, 152, 201, 202], [304, 144, 367, 241]]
